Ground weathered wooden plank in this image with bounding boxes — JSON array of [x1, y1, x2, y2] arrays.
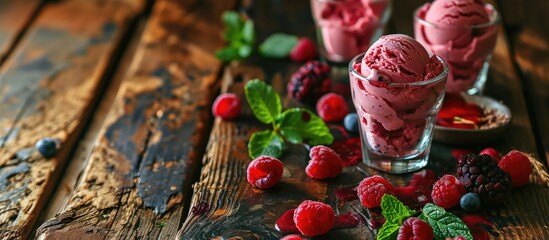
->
[[498, 0, 549, 163], [0, 0, 42, 63], [0, 0, 142, 239], [36, 0, 236, 239], [179, 0, 549, 239]]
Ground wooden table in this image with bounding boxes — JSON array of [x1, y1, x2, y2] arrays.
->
[[0, 0, 547, 239]]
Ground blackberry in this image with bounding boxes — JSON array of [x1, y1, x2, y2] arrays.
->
[[457, 154, 511, 203], [287, 60, 331, 104]]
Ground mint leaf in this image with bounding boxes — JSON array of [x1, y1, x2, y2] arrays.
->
[[241, 20, 255, 44], [245, 80, 282, 124], [248, 130, 285, 158], [259, 33, 298, 58], [277, 108, 333, 145], [238, 45, 252, 58], [222, 11, 242, 41], [215, 47, 239, 61], [381, 195, 416, 223], [217, 11, 255, 62], [420, 203, 473, 240], [376, 223, 400, 240]]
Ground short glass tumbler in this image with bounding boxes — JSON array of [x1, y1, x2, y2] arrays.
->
[[349, 53, 448, 173], [414, 3, 499, 95], [310, 0, 392, 63]]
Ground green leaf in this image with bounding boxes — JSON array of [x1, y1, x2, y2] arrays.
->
[[241, 20, 255, 44], [376, 222, 400, 240], [238, 44, 252, 58], [245, 80, 282, 124], [215, 47, 240, 61], [277, 108, 333, 145], [259, 33, 298, 58], [248, 130, 285, 159], [421, 203, 474, 240], [222, 11, 242, 41], [381, 195, 416, 224]]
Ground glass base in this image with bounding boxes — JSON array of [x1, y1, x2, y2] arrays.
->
[[363, 151, 429, 174]]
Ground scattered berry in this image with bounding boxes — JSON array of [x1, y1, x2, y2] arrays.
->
[[431, 175, 466, 209], [479, 148, 502, 162], [357, 175, 395, 208], [460, 192, 482, 213], [290, 37, 317, 62], [397, 217, 434, 240], [343, 113, 359, 133], [276, 208, 299, 233], [457, 154, 511, 203], [499, 150, 532, 187], [36, 138, 58, 158], [280, 234, 304, 240], [306, 145, 343, 179], [212, 93, 241, 120], [293, 200, 335, 236], [247, 156, 284, 189], [288, 60, 331, 104], [316, 93, 349, 122]]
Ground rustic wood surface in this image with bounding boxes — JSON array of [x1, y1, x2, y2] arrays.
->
[[36, 0, 236, 239], [178, 0, 549, 239], [0, 0, 42, 64], [0, 0, 141, 239]]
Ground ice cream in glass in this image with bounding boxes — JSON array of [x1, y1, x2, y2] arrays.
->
[[414, 0, 499, 94], [349, 34, 448, 173]]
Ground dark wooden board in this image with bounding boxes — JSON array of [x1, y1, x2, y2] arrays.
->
[[36, 0, 236, 239], [179, 0, 549, 239], [0, 0, 142, 239], [0, 0, 42, 63]]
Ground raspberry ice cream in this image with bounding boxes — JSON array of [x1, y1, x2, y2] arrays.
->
[[310, 0, 391, 62], [349, 34, 447, 161], [414, 0, 499, 93]]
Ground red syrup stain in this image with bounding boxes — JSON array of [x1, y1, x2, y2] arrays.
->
[[190, 201, 210, 216], [275, 208, 364, 233], [462, 215, 493, 240], [331, 137, 362, 166], [365, 208, 385, 230], [335, 187, 359, 202]]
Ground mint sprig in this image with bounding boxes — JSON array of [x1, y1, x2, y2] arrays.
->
[[259, 33, 298, 58], [216, 11, 255, 61], [245, 80, 333, 159], [419, 203, 473, 240], [377, 195, 416, 240]]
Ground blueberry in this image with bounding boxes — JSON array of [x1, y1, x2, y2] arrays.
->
[[460, 192, 481, 212], [343, 113, 359, 133], [36, 138, 58, 158]]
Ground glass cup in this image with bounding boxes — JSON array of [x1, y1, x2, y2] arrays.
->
[[348, 53, 448, 173], [310, 0, 392, 64], [413, 3, 499, 95]]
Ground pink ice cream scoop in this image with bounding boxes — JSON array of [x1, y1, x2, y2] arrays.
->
[[310, 0, 391, 62], [414, 0, 499, 93], [350, 34, 447, 157]]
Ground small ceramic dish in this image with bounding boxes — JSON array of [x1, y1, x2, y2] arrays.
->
[[433, 94, 511, 145]]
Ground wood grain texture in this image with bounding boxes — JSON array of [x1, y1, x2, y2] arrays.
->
[[178, 0, 549, 239], [36, 0, 236, 239], [0, 0, 141, 239], [0, 0, 42, 63], [498, 0, 549, 163]]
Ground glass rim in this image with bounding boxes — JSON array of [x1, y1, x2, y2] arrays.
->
[[348, 52, 449, 87], [313, 0, 389, 4], [413, 3, 500, 29]]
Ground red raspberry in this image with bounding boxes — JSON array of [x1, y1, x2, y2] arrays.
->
[[316, 93, 349, 122], [246, 156, 283, 189], [212, 93, 241, 120], [357, 175, 395, 208], [479, 148, 502, 162], [290, 37, 317, 62], [293, 200, 335, 236], [280, 234, 304, 240], [397, 217, 434, 240], [432, 175, 466, 209], [498, 150, 532, 187], [306, 145, 343, 179]]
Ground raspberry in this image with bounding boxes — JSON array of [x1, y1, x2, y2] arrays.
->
[[431, 175, 466, 209], [357, 175, 395, 208], [498, 150, 532, 187], [397, 217, 434, 240], [306, 145, 343, 179], [212, 93, 241, 120], [457, 154, 511, 202], [289, 37, 317, 62], [275, 208, 298, 233], [288, 60, 331, 104], [293, 200, 335, 236], [479, 148, 502, 162], [316, 93, 349, 122], [246, 156, 283, 189], [460, 192, 481, 212], [280, 234, 304, 240], [329, 137, 362, 166]]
